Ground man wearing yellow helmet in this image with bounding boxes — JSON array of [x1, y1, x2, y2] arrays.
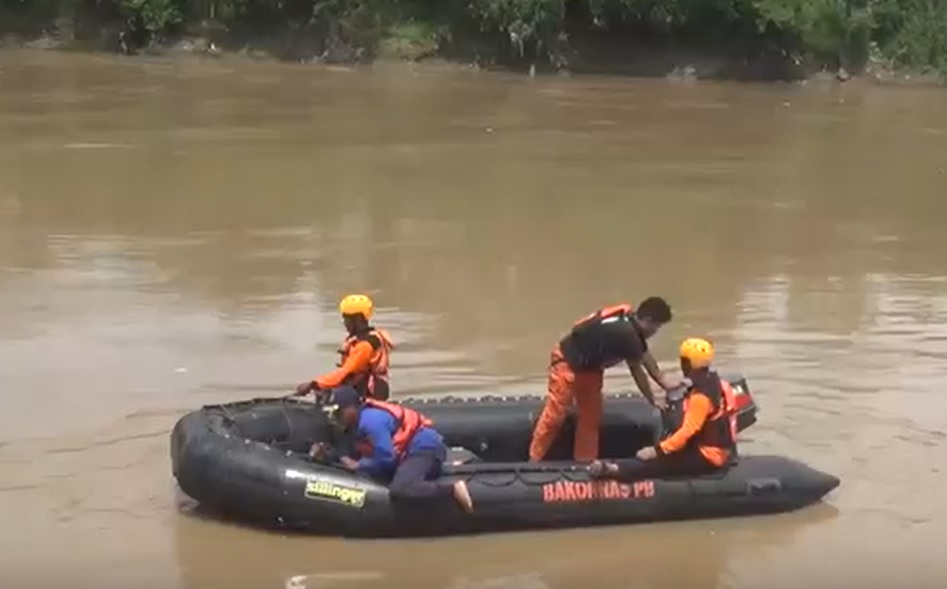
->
[[588, 337, 740, 480], [294, 294, 395, 400], [529, 297, 680, 463]]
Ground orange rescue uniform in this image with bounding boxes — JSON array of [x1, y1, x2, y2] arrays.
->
[[529, 304, 647, 462], [315, 328, 394, 400], [657, 375, 738, 467], [599, 371, 738, 482]]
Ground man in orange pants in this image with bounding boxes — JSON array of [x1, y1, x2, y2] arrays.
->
[[528, 297, 679, 462]]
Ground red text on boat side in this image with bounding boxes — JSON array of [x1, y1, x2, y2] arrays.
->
[[541, 479, 656, 503]]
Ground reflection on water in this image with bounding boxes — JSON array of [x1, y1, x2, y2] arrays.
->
[[0, 49, 946, 589]]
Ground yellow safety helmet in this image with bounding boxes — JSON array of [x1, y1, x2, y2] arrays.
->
[[339, 294, 374, 319], [679, 337, 714, 369]]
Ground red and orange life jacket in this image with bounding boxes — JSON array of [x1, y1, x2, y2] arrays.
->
[[339, 328, 394, 400], [353, 399, 434, 459], [682, 372, 738, 457], [571, 303, 634, 332], [561, 303, 644, 370]]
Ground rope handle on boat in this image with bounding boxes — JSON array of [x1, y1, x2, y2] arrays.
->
[[462, 465, 595, 488], [446, 461, 595, 485], [447, 463, 589, 474]]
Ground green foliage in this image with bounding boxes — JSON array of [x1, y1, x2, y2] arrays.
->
[[470, 0, 563, 36], [752, 0, 848, 63], [873, 0, 947, 71], [119, 0, 186, 39], [1, 0, 945, 76], [460, 0, 563, 58], [379, 20, 440, 59]]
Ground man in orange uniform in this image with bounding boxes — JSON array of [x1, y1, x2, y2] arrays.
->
[[294, 294, 395, 400], [588, 337, 738, 480], [528, 297, 679, 463]]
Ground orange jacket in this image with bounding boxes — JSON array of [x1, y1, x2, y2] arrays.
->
[[658, 377, 737, 467], [314, 328, 394, 399]]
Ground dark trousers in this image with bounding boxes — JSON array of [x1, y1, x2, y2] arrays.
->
[[612, 449, 722, 482], [389, 446, 454, 501]]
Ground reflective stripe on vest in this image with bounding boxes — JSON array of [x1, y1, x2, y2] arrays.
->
[[571, 303, 634, 330], [363, 399, 433, 459], [339, 327, 394, 398], [567, 303, 637, 369]]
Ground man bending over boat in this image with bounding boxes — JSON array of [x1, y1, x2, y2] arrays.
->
[[317, 386, 474, 512], [589, 337, 738, 480], [294, 294, 395, 401], [529, 297, 680, 462]]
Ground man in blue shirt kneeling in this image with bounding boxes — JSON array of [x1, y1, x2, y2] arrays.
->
[[318, 386, 474, 512]]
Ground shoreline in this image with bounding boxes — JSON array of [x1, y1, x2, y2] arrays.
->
[[1, 31, 943, 89]]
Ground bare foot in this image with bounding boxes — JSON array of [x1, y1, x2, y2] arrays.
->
[[452, 480, 474, 513]]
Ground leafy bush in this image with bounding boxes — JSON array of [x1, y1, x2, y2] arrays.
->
[[1, 0, 945, 76]]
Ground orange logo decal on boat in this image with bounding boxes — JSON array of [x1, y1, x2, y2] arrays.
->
[[633, 480, 656, 498], [541, 479, 655, 503]]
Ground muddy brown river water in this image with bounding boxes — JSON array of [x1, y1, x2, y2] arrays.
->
[[1, 49, 946, 589]]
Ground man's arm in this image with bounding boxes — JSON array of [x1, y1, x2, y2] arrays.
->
[[641, 351, 680, 392], [314, 340, 374, 390], [627, 359, 657, 405], [354, 411, 397, 476], [656, 394, 712, 455]]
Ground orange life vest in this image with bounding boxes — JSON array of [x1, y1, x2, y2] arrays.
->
[[571, 303, 634, 331], [681, 372, 738, 454], [339, 328, 394, 400], [561, 303, 644, 370], [356, 399, 434, 460]]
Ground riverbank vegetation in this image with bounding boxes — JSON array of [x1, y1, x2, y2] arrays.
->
[[2, 0, 946, 80]]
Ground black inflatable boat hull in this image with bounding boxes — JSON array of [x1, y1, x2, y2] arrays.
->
[[247, 454, 839, 537], [171, 383, 839, 537]]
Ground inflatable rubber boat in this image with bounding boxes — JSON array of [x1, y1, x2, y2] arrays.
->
[[170, 375, 840, 537]]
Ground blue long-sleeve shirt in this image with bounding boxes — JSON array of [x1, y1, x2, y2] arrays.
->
[[353, 407, 444, 477]]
